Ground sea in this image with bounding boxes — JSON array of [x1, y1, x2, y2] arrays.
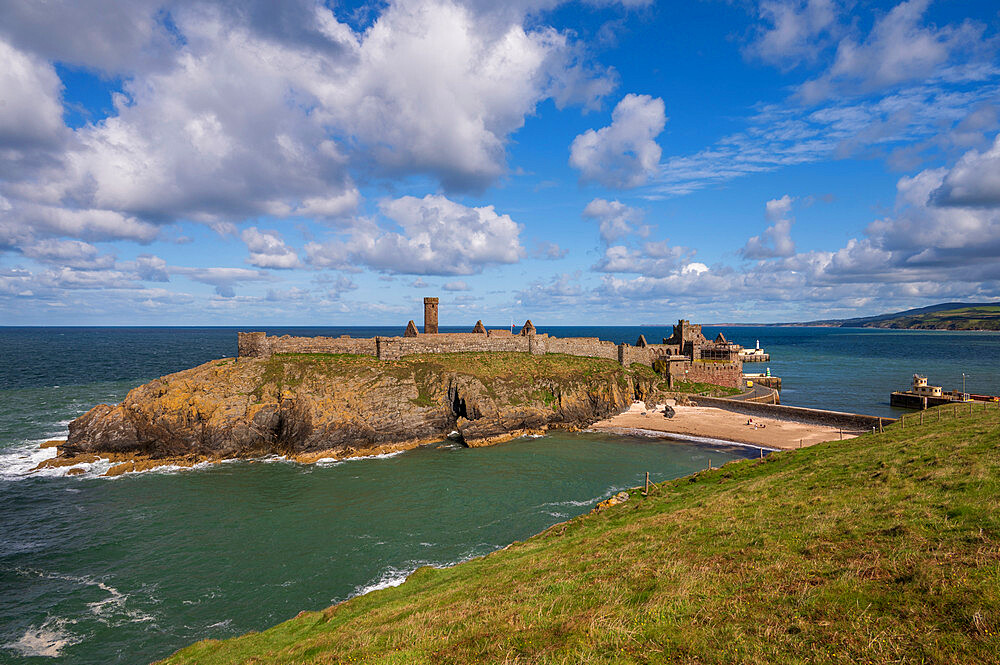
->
[[2, 325, 998, 663]]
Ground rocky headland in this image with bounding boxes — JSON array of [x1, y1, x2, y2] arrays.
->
[[45, 352, 672, 474]]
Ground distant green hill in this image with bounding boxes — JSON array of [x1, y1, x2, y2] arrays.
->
[[160, 405, 1000, 665], [861, 305, 1000, 330], [788, 302, 1000, 330]]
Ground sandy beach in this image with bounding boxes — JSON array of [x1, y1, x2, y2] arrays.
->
[[591, 401, 855, 450]]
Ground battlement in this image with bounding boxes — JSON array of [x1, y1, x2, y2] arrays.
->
[[236, 302, 744, 388]]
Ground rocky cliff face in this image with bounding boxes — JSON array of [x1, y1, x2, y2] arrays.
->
[[65, 352, 668, 460]]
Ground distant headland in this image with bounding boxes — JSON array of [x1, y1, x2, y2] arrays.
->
[[787, 302, 1000, 330], [702, 302, 1000, 330]]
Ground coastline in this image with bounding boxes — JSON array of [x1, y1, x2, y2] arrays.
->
[[31, 436, 444, 477], [590, 426, 779, 453], [29, 426, 573, 478], [30, 400, 849, 478]]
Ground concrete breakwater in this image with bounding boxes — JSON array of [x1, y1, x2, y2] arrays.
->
[[689, 395, 895, 432]]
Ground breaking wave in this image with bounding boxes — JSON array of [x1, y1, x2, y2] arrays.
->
[[4, 616, 80, 658]]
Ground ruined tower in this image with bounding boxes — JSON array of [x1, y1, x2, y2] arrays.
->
[[423, 297, 439, 334]]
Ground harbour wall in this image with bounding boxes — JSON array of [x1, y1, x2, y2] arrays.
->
[[744, 375, 782, 391], [689, 395, 894, 431]]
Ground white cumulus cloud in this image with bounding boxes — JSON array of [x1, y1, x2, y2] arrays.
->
[[19, 238, 116, 270], [570, 94, 665, 188], [0, 0, 616, 252], [930, 134, 1000, 208], [306, 194, 524, 276], [241, 227, 302, 269], [740, 195, 797, 259], [352, 194, 524, 275], [0, 39, 66, 153], [747, 0, 841, 68], [582, 198, 645, 244], [798, 0, 990, 102]]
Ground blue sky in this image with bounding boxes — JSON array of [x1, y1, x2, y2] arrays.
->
[[1, 0, 999, 325]]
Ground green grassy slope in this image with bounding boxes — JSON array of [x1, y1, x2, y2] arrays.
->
[[265, 351, 658, 381], [160, 404, 1000, 665], [864, 305, 1000, 330], [774, 302, 1000, 328]]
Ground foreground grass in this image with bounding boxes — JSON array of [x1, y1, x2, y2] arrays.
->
[[160, 404, 1000, 664]]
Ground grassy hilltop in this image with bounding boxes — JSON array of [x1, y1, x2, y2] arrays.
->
[[160, 405, 1000, 665]]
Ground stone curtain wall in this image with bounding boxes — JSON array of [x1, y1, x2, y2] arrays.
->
[[545, 336, 620, 362], [237, 332, 377, 358], [618, 343, 675, 367], [236, 331, 745, 389], [240, 331, 636, 363], [380, 330, 533, 358], [668, 360, 743, 388], [238, 331, 534, 360], [270, 335, 377, 356], [237, 332, 269, 358]]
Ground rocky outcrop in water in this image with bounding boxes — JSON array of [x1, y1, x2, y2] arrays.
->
[[64, 352, 668, 461]]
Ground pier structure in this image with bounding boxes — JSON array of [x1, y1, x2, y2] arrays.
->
[[890, 374, 1000, 409], [743, 372, 782, 392], [739, 339, 770, 362]]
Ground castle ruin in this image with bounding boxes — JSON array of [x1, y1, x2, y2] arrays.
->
[[237, 299, 746, 388], [423, 297, 438, 334]]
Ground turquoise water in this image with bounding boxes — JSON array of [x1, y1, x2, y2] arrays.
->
[[1, 326, 998, 663], [1, 434, 751, 663]]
